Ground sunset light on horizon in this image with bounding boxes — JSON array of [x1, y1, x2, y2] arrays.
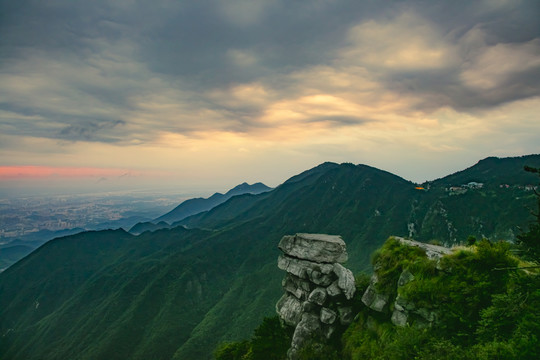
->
[[0, 166, 142, 179]]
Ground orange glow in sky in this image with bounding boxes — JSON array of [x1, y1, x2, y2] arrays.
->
[[0, 166, 133, 179]]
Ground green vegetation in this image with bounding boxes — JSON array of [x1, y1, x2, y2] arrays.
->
[[1, 156, 540, 359], [213, 317, 343, 360], [214, 317, 292, 360], [516, 166, 540, 260], [341, 237, 540, 359], [222, 237, 539, 360], [370, 237, 428, 297], [0, 245, 33, 270]]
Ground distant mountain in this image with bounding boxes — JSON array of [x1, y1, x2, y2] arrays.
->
[[1, 155, 539, 360], [3, 227, 86, 244], [176, 162, 342, 230], [153, 182, 272, 225], [0, 245, 34, 272], [0, 227, 86, 271], [434, 154, 540, 186], [129, 221, 172, 235]]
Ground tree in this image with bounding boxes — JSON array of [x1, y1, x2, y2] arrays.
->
[[516, 166, 540, 260], [214, 341, 250, 360], [250, 316, 292, 360]]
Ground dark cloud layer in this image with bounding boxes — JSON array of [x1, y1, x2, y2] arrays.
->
[[58, 119, 125, 142], [1, 0, 539, 145]]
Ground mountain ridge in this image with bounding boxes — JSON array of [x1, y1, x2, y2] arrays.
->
[[432, 154, 540, 186], [152, 182, 272, 226], [1, 155, 540, 360]]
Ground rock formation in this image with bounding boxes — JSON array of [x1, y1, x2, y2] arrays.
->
[[276, 233, 356, 359], [361, 236, 452, 328]]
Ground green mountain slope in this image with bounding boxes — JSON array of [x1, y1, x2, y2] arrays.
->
[[0, 228, 87, 271], [129, 221, 172, 235], [0, 245, 34, 271], [1, 155, 539, 360], [434, 154, 540, 186], [154, 182, 272, 225], [177, 161, 342, 230]]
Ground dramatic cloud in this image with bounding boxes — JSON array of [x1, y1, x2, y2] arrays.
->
[[1, 0, 539, 191]]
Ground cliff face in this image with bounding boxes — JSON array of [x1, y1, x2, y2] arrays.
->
[[276, 233, 356, 359], [361, 237, 452, 328]]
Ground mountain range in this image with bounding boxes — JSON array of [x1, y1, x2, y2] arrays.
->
[[1, 155, 539, 360], [129, 182, 272, 235], [0, 183, 272, 270], [153, 182, 272, 225], [0, 227, 86, 272]]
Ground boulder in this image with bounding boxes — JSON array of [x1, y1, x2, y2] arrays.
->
[[308, 287, 327, 306], [288, 313, 321, 360], [361, 283, 389, 312], [370, 293, 390, 312], [397, 269, 415, 287], [326, 280, 342, 297], [308, 269, 335, 286], [338, 306, 354, 325], [278, 255, 309, 279], [278, 254, 334, 279], [333, 263, 356, 300], [282, 273, 312, 300], [417, 307, 438, 323], [302, 301, 317, 313], [391, 309, 408, 327], [278, 233, 348, 263], [276, 294, 303, 326], [320, 307, 337, 325], [361, 283, 376, 307]]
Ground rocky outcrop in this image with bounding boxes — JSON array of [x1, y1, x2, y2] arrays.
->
[[361, 237, 451, 328], [276, 233, 356, 360], [361, 274, 390, 313], [396, 237, 452, 259], [278, 233, 348, 263]]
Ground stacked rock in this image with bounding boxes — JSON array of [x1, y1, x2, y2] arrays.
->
[[276, 233, 356, 359]]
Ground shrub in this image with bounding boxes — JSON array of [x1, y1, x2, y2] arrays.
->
[[250, 316, 292, 360], [343, 236, 536, 359], [371, 237, 427, 297], [214, 341, 250, 360]]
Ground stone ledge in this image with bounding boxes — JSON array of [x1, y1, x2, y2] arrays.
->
[[278, 233, 348, 263]]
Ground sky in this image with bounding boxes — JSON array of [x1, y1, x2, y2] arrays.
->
[[1, 0, 539, 196]]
